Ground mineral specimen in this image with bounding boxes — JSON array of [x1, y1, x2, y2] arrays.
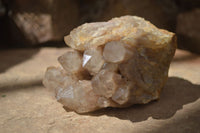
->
[[43, 16, 176, 113]]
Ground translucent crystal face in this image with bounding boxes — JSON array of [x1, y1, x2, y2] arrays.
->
[[57, 80, 100, 113], [83, 47, 105, 75], [43, 16, 176, 113], [103, 41, 133, 63], [92, 70, 124, 98], [58, 50, 83, 74], [112, 86, 130, 105], [43, 67, 77, 91], [102, 63, 118, 72]]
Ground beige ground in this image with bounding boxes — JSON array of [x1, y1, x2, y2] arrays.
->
[[0, 48, 200, 133]]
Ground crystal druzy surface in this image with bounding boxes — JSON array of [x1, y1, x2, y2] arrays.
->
[[43, 16, 176, 113]]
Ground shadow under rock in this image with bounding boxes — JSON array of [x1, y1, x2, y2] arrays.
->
[[0, 79, 43, 92], [0, 48, 39, 73], [87, 77, 200, 122]]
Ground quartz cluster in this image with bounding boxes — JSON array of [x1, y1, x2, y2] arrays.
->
[[43, 16, 176, 113]]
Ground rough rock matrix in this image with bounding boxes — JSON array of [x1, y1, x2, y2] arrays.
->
[[43, 16, 176, 113]]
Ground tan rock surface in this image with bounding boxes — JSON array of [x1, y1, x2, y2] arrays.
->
[[0, 48, 200, 133], [64, 16, 175, 51]]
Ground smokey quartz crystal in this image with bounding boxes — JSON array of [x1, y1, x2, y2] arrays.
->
[[43, 16, 176, 113]]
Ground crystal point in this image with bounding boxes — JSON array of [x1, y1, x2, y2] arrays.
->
[[83, 47, 105, 75]]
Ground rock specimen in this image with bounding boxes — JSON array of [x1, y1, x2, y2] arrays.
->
[[43, 16, 176, 113]]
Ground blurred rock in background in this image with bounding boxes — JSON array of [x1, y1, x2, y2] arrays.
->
[[0, 0, 79, 47], [176, 9, 200, 54], [0, 0, 200, 54], [175, 0, 200, 54], [175, 0, 200, 11]]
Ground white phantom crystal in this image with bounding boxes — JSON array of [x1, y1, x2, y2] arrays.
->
[[43, 16, 176, 113]]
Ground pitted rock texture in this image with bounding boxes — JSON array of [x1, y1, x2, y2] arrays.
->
[[43, 16, 177, 113]]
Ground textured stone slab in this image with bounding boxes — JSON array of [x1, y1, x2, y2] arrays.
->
[[0, 48, 200, 133]]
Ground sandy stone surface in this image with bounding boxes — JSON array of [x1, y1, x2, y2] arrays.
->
[[0, 48, 200, 133]]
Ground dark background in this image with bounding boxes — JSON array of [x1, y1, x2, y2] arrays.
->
[[0, 0, 200, 53]]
